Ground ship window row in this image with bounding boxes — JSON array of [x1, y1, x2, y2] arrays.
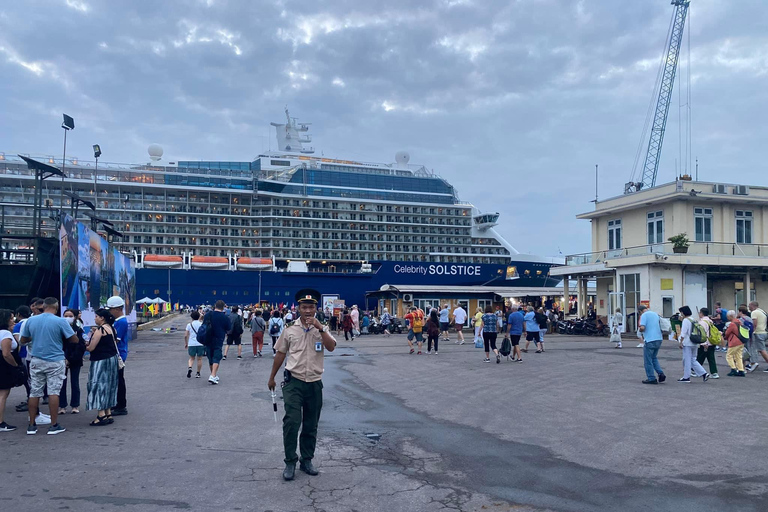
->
[[258, 182, 454, 204], [176, 161, 254, 171], [295, 170, 454, 195], [266, 198, 469, 216]]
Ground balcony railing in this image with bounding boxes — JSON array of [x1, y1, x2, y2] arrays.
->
[[565, 242, 768, 265]]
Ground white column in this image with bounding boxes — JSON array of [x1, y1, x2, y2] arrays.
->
[[746, 270, 752, 305], [563, 277, 570, 315]]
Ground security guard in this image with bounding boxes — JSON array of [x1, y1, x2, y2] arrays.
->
[[268, 288, 337, 481]]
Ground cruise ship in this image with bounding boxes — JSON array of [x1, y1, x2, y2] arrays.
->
[[0, 110, 561, 307]]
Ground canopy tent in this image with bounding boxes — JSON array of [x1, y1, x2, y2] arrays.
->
[[136, 297, 154, 304], [150, 298, 167, 304]]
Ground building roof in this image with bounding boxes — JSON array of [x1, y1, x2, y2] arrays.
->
[[368, 284, 594, 298]]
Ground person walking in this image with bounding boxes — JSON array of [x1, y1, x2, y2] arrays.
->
[[696, 308, 720, 379], [267, 289, 337, 481], [748, 301, 768, 373], [184, 311, 204, 378], [506, 304, 524, 363], [380, 308, 392, 337], [59, 309, 86, 415], [522, 306, 543, 353], [638, 304, 666, 384], [676, 306, 709, 383], [426, 308, 440, 355], [439, 304, 451, 342], [106, 296, 130, 417], [404, 306, 425, 354], [480, 306, 500, 363], [350, 305, 360, 335], [85, 309, 120, 426], [535, 307, 548, 352], [250, 309, 266, 357], [0, 309, 24, 432], [268, 310, 285, 355], [452, 304, 467, 345], [341, 309, 354, 341], [20, 297, 78, 435], [203, 300, 231, 385], [472, 307, 483, 347], [723, 311, 746, 377], [610, 308, 623, 348], [223, 305, 244, 360]]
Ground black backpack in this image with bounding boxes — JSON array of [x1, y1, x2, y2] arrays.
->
[[197, 314, 213, 347], [269, 319, 281, 336], [500, 336, 512, 357]]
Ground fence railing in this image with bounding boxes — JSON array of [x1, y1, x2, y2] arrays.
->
[[565, 242, 768, 265]]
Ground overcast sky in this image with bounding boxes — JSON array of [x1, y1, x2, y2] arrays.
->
[[2, 0, 767, 258]]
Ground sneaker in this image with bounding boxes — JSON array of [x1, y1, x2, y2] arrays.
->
[[196, 372, 201, 378], [36, 413, 51, 425], [434, 352, 438, 355], [208, 375, 217, 385], [521, 349, 528, 353], [222, 355, 227, 360], [702, 373, 710, 382], [417, 351, 422, 355], [677, 377, 691, 383], [642, 379, 658, 384], [0, 422, 17, 432], [483, 358, 491, 363], [459, 341, 465, 345], [47, 423, 66, 435], [737, 371, 746, 377], [254, 354, 258, 358], [762, 367, 768, 372], [187, 368, 192, 378], [496, 354, 501, 364], [658, 374, 666, 383], [258, 351, 263, 357], [710, 373, 719, 379], [517, 359, 523, 363], [454, 340, 460, 344], [749, 363, 759, 372], [427, 350, 432, 354], [26, 424, 37, 435], [237, 355, 242, 360], [213, 376, 220, 383], [535, 350, 542, 353], [727, 369, 737, 376], [15, 403, 28, 412], [409, 348, 415, 354], [636, 343, 644, 348]]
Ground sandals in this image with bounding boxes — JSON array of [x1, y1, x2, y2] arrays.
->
[[89, 415, 111, 426]]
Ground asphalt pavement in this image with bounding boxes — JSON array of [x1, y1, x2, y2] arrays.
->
[[1, 315, 766, 512]]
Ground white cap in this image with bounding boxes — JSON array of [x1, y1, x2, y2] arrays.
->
[[106, 296, 125, 308]]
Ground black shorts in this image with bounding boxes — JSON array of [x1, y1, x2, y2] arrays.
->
[[525, 331, 540, 343], [226, 334, 242, 345], [509, 334, 521, 346], [440, 322, 450, 331]]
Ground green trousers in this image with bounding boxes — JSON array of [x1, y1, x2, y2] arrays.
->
[[282, 378, 323, 465]]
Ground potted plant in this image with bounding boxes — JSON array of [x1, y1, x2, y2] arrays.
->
[[668, 233, 690, 254]]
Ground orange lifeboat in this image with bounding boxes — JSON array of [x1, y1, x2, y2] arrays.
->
[[236, 257, 274, 270], [144, 255, 183, 268], [190, 256, 229, 269]]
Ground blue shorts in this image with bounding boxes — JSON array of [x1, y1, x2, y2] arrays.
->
[[207, 346, 223, 365], [407, 330, 424, 342], [188, 346, 206, 357]]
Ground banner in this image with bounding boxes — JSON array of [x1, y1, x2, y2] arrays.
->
[[59, 214, 136, 327]]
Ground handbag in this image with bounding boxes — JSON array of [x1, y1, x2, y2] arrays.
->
[[108, 326, 125, 370]]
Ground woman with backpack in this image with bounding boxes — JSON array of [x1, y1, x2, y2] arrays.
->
[[59, 309, 86, 414], [250, 309, 266, 358], [426, 308, 440, 355], [724, 310, 746, 376], [268, 310, 284, 355], [696, 308, 720, 379], [677, 306, 710, 383]]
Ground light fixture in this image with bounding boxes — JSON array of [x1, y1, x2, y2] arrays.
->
[[321, 260, 327, 264], [306, 260, 310, 264], [93, 145, 101, 158]]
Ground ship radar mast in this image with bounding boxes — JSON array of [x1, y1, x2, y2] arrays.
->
[[269, 106, 314, 154]]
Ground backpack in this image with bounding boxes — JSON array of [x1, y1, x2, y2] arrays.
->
[[411, 312, 424, 333], [737, 323, 751, 343], [500, 336, 512, 357], [197, 314, 213, 347], [688, 320, 706, 344], [659, 317, 672, 335], [231, 315, 244, 336], [269, 319, 281, 336], [535, 312, 547, 329], [703, 320, 723, 345]]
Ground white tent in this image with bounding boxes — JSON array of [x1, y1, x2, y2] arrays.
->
[[136, 297, 154, 304], [150, 297, 167, 304]]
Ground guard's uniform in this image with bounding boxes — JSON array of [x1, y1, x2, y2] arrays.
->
[[275, 293, 336, 465]]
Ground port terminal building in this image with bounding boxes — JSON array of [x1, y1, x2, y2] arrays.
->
[[550, 179, 768, 333]]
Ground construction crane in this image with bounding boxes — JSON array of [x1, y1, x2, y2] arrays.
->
[[625, 0, 691, 194]]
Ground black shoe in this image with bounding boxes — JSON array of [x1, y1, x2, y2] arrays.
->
[[111, 408, 128, 416], [658, 373, 666, 383], [642, 379, 658, 384], [15, 403, 28, 412], [237, 355, 242, 360], [187, 368, 192, 378], [299, 460, 319, 476], [736, 371, 746, 377], [283, 463, 296, 481], [727, 369, 737, 376]]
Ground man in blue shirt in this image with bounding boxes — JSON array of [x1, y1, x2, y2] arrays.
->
[[505, 304, 525, 362], [204, 300, 232, 385], [638, 304, 666, 385], [522, 306, 542, 353], [20, 297, 78, 435], [107, 296, 131, 415], [439, 305, 450, 341]]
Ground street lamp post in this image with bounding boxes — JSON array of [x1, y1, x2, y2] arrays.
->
[[93, 144, 101, 206], [60, 114, 75, 225]]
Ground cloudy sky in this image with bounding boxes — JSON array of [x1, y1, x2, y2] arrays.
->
[[1, 0, 766, 258]]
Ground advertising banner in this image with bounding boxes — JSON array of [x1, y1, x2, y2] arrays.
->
[[59, 214, 136, 327]]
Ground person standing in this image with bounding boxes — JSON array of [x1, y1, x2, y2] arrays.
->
[[0, 309, 23, 432], [203, 300, 231, 384], [438, 304, 451, 342], [12, 305, 32, 414], [452, 304, 467, 345], [350, 305, 360, 335], [223, 305, 244, 360], [85, 309, 120, 426], [696, 308, 720, 379], [676, 306, 709, 383], [638, 304, 666, 384], [59, 309, 86, 414], [184, 311, 204, 378], [20, 297, 78, 435], [506, 304, 525, 363], [480, 306, 500, 363], [610, 308, 623, 349], [250, 309, 266, 358], [341, 309, 354, 341], [268, 289, 337, 481], [107, 296, 130, 416], [535, 307, 548, 352], [723, 311, 746, 377], [748, 301, 768, 373], [426, 308, 440, 355], [268, 310, 285, 355]]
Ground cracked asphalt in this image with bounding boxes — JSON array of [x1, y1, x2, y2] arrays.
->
[[2, 314, 767, 512]]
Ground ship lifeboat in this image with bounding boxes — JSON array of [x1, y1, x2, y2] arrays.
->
[[143, 255, 183, 268], [236, 257, 274, 271], [190, 256, 229, 269]]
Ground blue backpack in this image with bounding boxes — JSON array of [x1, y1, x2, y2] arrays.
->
[[196, 315, 213, 347]]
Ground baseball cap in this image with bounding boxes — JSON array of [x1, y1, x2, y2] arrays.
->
[[106, 296, 125, 308]]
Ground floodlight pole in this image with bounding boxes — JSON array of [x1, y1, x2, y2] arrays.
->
[[94, 155, 98, 208], [60, 128, 68, 223]]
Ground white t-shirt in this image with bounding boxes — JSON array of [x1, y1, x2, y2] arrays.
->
[[285, 312, 293, 322], [1, 329, 17, 351], [186, 320, 203, 347], [453, 307, 467, 325]]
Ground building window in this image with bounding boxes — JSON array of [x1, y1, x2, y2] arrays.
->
[[694, 207, 713, 242], [736, 210, 753, 244], [647, 211, 664, 245], [607, 219, 622, 250]]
